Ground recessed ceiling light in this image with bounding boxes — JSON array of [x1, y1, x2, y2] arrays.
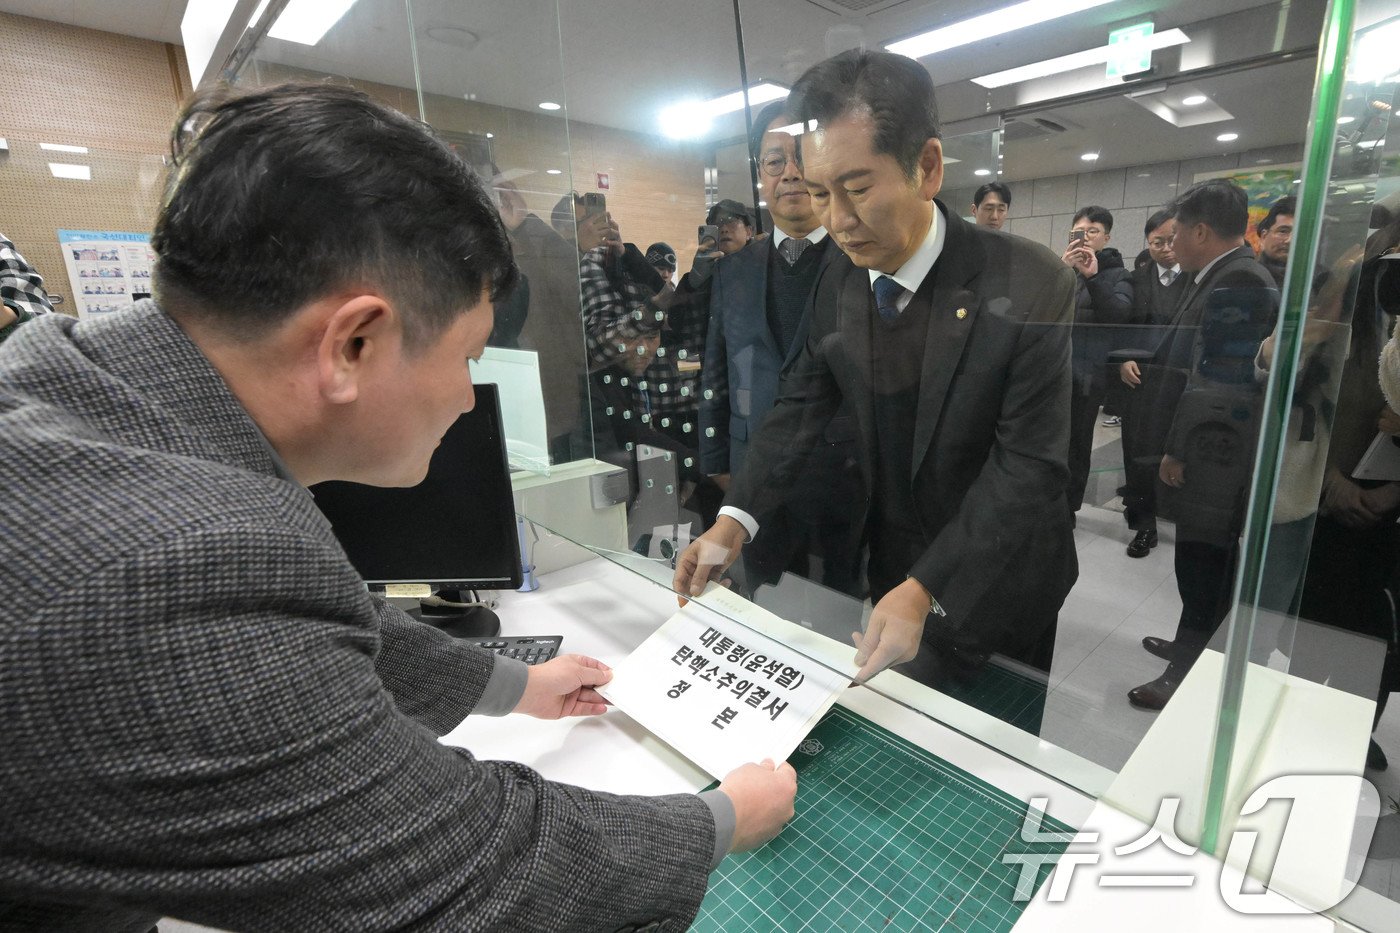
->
[[1338, 116, 1356, 125], [1217, 132, 1238, 142], [485, 132, 494, 138], [1081, 152, 1100, 161], [424, 26, 478, 49], [974, 168, 992, 176], [545, 169, 562, 175], [40, 143, 88, 154], [538, 101, 562, 111], [1181, 94, 1208, 106], [660, 82, 789, 140], [887, 0, 1117, 60], [758, 201, 768, 207], [970, 28, 1190, 89], [1136, 172, 1152, 177], [48, 163, 91, 180], [268, 0, 359, 46]]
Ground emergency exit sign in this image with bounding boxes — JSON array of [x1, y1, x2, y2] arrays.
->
[[1107, 22, 1154, 79]]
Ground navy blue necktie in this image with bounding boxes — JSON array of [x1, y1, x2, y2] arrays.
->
[[873, 275, 904, 322]]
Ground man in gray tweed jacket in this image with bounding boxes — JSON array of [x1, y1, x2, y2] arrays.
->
[[0, 82, 794, 932]]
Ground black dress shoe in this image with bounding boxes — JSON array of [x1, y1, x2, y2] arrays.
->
[[1126, 528, 1158, 558], [1141, 636, 1175, 661], [1369, 739, 1389, 772], [1128, 668, 1183, 710]]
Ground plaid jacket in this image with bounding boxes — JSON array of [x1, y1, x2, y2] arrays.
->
[[578, 246, 696, 427], [0, 302, 714, 932], [579, 244, 664, 370], [0, 234, 54, 319]]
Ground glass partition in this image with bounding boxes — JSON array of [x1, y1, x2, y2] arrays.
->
[[1210, 0, 1400, 925], [0, 138, 166, 319], [219, 1, 1398, 904]]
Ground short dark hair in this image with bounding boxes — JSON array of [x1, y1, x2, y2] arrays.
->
[[787, 49, 941, 178], [973, 182, 1011, 207], [749, 99, 791, 163], [152, 82, 517, 351], [1258, 196, 1297, 235], [1072, 205, 1114, 233], [1144, 208, 1174, 239], [1170, 180, 1249, 239]]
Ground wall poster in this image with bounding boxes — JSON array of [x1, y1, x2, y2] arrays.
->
[[57, 229, 155, 319]]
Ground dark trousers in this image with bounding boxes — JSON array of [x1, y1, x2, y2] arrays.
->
[[1067, 389, 1102, 512], [1169, 540, 1239, 664], [1118, 399, 1160, 532], [742, 498, 860, 598], [1293, 514, 1400, 727]]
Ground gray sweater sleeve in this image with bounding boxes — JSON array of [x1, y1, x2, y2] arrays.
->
[[699, 789, 736, 870], [371, 596, 528, 721]]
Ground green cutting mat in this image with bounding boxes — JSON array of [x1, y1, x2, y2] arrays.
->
[[692, 706, 1073, 932]]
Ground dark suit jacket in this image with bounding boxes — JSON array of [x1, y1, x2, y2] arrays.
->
[[1137, 247, 1279, 540], [700, 235, 845, 476], [728, 205, 1078, 653], [0, 302, 714, 932], [513, 214, 588, 442], [1151, 246, 1276, 373], [1130, 262, 1190, 328]]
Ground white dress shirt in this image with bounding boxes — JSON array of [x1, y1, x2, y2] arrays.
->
[[771, 225, 829, 250], [866, 209, 946, 314]]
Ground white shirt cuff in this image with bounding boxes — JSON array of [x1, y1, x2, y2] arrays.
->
[[717, 506, 758, 542]]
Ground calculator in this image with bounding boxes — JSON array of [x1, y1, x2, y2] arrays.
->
[[462, 635, 562, 665]]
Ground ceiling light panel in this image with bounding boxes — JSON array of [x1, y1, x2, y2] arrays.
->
[[268, 0, 359, 45], [886, 0, 1120, 60], [971, 28, 1190, 88], [49, 163, 91, 180]]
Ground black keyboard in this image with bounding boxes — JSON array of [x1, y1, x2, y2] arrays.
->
[[463, 635, 562, 665]]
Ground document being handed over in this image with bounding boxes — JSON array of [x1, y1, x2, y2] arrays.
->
[[597, 594, 854, 779]]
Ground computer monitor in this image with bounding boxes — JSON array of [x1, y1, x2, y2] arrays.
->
[[310, 383, 521, 638]]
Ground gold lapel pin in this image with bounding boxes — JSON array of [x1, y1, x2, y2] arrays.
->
[[956, 307, 967, 320]]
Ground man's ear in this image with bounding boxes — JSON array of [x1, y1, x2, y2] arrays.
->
[[317, 294, 396, 405], [916, 138, 944, 201]]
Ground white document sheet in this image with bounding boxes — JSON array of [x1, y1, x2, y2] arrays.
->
[[597, 600, 852, 780]]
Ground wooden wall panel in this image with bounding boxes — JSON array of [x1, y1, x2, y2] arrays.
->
[[245, 60, 710, 273], [0, 12, 191, 314]]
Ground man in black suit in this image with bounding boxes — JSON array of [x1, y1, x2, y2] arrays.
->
[[1122, 181, 1280, 709], [675, 49, 1077, 693], [700, 99, 860, 596], [1114, 209, 1189, 558]]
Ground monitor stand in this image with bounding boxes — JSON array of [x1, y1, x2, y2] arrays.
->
[[406, 587, 501, 639]]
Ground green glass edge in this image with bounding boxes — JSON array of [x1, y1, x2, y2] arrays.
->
[[1199, 0, 1358, 856]]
